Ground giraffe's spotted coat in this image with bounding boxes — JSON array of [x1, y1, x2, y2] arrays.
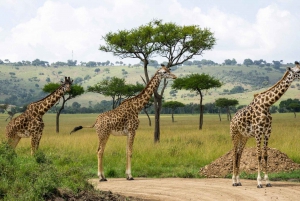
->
[[5, 77, 73, 155], [71, 67, 176, 181], [230, 62, 300, 188]]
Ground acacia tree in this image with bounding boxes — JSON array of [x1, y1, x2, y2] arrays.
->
[[99, 19, 215, 142], [162, 101, 185, 122], [215, 98, 239, 121], [87, 77, 144, 109], [43, 83, 84, 133], [172, 73, 222, 130]]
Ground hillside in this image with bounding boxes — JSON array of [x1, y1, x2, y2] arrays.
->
[[1, 64, 300, 107]]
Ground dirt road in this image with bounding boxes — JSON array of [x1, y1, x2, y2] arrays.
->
[[90, 178, 300, 201]]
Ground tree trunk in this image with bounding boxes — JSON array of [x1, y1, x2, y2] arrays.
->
[[294, 111, 296, 118], [218, 109, 221, 121], [143, 108, 151, 126], [153, 95, 162, 143], [227, 107, 232, 121], [172, 110, 174, 123], [56, 99, 66, 133], [199, 90, 203, 130]]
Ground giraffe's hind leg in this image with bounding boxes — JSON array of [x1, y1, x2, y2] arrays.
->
[[231, 132, 247, 187], [97, 133, 109, 182], [8, 136, 21, 149]]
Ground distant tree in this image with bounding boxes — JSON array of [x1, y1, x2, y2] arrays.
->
[[279, 98, 300, 117], [87, 77, 144, 109], [230, 86, 245, 94], [67, 60, 77, 66], [215, 98, 239, 121], [86, 61, 97, 67], [272, 60, 282, 69], [172, 73, 222, 129], [162, 101, 185, 122], [224, 58, 237, 65], [43, 83, 84, 133], [0, 59, 3, 64], [243, 58, 253, 66], [94, 68, 100, 74]]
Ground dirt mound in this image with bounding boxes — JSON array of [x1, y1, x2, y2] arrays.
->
[[46, 188, 143, 201], [199, 147, 300, 178]]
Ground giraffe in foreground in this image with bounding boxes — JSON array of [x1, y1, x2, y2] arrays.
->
[[6, 77, 73, 155], [70, 66, 177, 181], [230, 62, 300, 188]]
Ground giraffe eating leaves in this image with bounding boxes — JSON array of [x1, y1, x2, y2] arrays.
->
[[70, 66, 177, 181], [6, 77, 73, 155], [230, 61, 300, 188]]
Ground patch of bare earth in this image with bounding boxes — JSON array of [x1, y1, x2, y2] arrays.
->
[[199, 147, 300, 178], [86, 147, 300, 201]]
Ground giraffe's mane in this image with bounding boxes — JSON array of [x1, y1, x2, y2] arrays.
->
[[120, 69, 160, 105], [29, 84, 64, 105], [253, 70, 290, 98]]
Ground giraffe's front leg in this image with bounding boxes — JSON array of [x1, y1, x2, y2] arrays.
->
[[126, 131, 136, 180], [255, 133, 263, 188], [263, 131, 272, 187]]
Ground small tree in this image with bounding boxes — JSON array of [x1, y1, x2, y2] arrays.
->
[[162, 101, 185, 122], [215, 98, 239, 121], [42, 83, 84, 133], [87, 77, 144, 109], [172, 73, 222, 129]]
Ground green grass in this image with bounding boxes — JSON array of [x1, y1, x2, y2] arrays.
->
[[0, 113, 299, 199]]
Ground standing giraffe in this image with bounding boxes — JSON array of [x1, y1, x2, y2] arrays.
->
[[70, 66, 177, 181], [230, 62, 300, 188], [6, 77, 73, 155]]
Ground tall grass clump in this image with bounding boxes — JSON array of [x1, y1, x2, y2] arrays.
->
[[0, 141, 94, 200]]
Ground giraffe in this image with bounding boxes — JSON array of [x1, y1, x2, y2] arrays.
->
[[6, 77, 73, 155], [230, 62, 300, 188], [70, 66, 177, 181]]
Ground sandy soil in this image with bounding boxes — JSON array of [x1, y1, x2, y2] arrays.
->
[[90, 178, 300, 201]]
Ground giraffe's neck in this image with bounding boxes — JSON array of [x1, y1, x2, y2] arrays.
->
[[123, 72, 161, 111], [252, 71, 294, 107], [27, 87, 65, 116]]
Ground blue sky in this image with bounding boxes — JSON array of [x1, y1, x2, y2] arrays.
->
[[0, 0, 299, 65]]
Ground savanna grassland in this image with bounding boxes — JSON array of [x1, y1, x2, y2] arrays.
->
[[0, 113, 300, 199]]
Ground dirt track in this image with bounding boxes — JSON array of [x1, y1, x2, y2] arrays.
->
[[90, 178, 300, 201]]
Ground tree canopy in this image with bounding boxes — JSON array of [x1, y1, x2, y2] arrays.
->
[[163, 101, 185, 122], [172, 73, 222, 129], [99, 19, 216, 142], [42, 82, 84, 133]]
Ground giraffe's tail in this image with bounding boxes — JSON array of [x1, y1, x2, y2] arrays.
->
[[70, 126, 83, 134]]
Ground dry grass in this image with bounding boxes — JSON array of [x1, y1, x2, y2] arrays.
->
[[0, 112, 299, 178]]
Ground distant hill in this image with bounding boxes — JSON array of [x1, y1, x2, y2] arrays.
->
[[0, 64, 300, 107]]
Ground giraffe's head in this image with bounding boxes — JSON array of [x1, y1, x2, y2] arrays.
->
[[157, 66, 177, 79], [287, 61, 300, 80], [61, 77, 73, 92]]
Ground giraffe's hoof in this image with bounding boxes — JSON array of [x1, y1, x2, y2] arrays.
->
[[99, 178, 107, 182], [257, 184, 263, 188], [232, 183, 241, 187], [127, 177, 134, 180], [266, 183, 272, 187]]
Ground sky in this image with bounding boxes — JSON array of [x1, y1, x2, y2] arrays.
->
[[0, 0, 300, 65]]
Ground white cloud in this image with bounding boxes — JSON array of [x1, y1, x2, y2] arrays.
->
[[0, 0, 299, 64]]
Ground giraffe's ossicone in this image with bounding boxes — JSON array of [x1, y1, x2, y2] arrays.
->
[[70, 66, 177, 182], [5, 77, 73, 155], [230, 61, 300, 188]]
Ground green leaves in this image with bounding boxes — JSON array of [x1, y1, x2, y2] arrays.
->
[[172, 73, 222, 92]]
